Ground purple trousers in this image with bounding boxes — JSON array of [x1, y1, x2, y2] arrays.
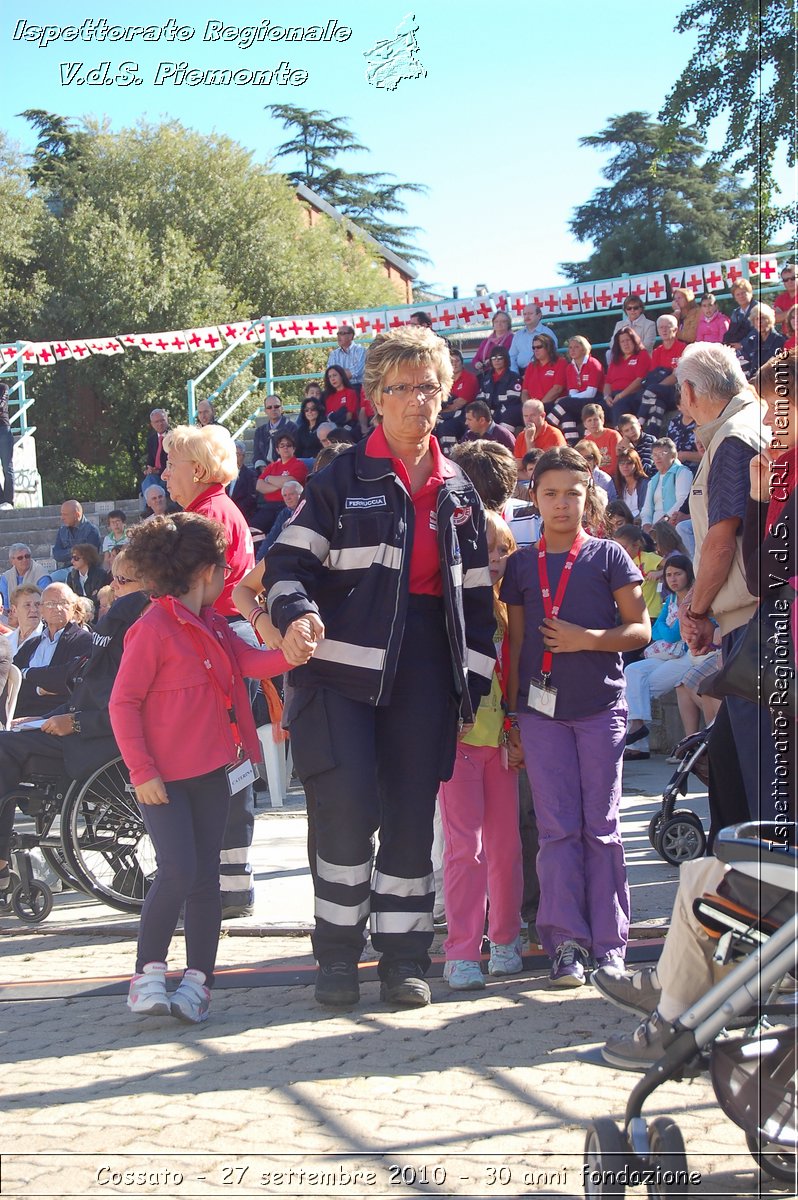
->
[[517, 704, 630, 959]]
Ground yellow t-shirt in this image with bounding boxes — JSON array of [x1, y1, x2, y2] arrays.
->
[[636, 550, 663, 618]]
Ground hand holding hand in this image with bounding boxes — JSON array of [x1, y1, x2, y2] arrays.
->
[[282, 613, 324, 666], [135, 777, 169, 806]]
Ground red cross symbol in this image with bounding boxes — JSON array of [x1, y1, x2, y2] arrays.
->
[[457, 305, 475, 323], [759, 259, 777, 281], [560, 293, 579, 312], [632, 281, 647, 297], [306, 321, 319, 336], [203, 332, 220, 349], [255, 323, 265, 335], [39, 347, 52, 362], [288, 321, 303, 336], [354, 316, 371, 334], [511, 296, 526, 316], [171, 336, 186, 351], [543, 293, 560, 313], [2, 347, 17, 360], [612, 284, 628, 305], [322, 320, 338, 335], [140, 337, 153, 349], [372, 317, 386, 333], [724, 265, 741, 284], [669, 275, 683, 290], [54, 343, 70, 358], [476, 301, 492, 320], [595, 288, 612, 308], [73, 344, 89, 357], [389, 315, 405, 328], [581, 290, 595, 309], [437, 309, 456, 328], [704, 269, 722, 290], [224, 325, 239, 339], [155, 338, 170, 352], [123, 334, 138, 345], [648, 279, 665, 299], [22, 347, 37, 361], [495, 294, 507, 310], [89, 342, 104, 354], [685, 271, 703, 291], [273, 324, 288, 339], [105, 340, 121, 353], [187, 332, 202, 348]]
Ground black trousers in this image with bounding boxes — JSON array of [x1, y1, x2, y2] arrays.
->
[[288, 598, 459, 973], [0, 730, 63, 861]]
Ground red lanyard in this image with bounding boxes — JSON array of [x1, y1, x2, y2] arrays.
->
[[537, 530, 586, 679]]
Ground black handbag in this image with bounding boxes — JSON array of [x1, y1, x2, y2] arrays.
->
[[699, 584, 796, 717]]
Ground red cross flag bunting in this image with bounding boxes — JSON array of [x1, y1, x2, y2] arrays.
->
[[455, 302, 477, 326], [541, 290, 561, 316], [630, 276, 648, 300], [646, 274, 667, 301], [269, 322, 289, 342], [560, 287, 581, 314], [579, 284, 595, 312], [186, 327, 221, 350], [667, 269, 685, 292], [749, 255, 779, 282], [594, 283, 614, 311], [352, 313, 373, 335], [492, 293, 508, 311], [474, 299, 494, 323], [610, 279, 630, 307], [434, 302, 458, 329], [507, 293, 527, 318], [683, 266, 705, 293], [702, 264, 725, 292], [529, 289, 547, 311], [386, 310, 408, 330], [221, 322, 249, 344], [723, 259, 744, 285], [95, 337, 125, 356]]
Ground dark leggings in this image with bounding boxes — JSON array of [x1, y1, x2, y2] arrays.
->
[[136, 768, 230, 985]]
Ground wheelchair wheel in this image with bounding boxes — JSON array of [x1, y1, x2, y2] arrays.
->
[[11, 879, 53, 923], [656, 811, 706, 865], [647, 1117, 689, 1196], [746, 1131, 797, 1184], [40, 845, 83, 892], [61, 757, 155, 914], [583, 1118, 627, 1197]]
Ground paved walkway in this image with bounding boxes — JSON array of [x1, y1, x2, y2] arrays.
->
[[0, 758, 781, 1198]]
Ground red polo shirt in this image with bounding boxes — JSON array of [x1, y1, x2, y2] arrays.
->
[[522, 357, 567, 401], [650, 340, 687, 372], [366, 424, 457, 596], [185, 483, 255, 617], [258, 457, 309, 503], [605, 350, 651, 393], [566, 356, 604, 393]]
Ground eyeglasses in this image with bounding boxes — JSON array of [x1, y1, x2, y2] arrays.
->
[[626, 304, 642, 311], [784, 275, 796, 282], [265, 404, 281, 410], [532, 342, 545, 349], [12, 553, 31, 560], [490, 353, 505, 360], [381, 383, 442, 398], [70, 555, 83, 562]]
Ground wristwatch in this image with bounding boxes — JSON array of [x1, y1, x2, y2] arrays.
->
[[71, 713, 81, 735]]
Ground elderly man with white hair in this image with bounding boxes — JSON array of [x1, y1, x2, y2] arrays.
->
[[0, 544, 51, 609], [676, 342, 772, 830], [637, 314, 688, 434]]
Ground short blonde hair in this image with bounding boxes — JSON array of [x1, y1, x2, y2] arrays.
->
[[732, 278, 753, 300], [363, 326, 453, 408], [750, 302, 776, 328], [568, 335, 591, 356], [163, 424, 237, 486]]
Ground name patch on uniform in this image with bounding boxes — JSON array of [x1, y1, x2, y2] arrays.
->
[[452, 505, 472, 526], [345, 495, 387, 510]]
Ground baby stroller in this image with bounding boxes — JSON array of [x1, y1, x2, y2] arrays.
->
[[647, 727, 710, 865], [584, 821, 797, 1195]]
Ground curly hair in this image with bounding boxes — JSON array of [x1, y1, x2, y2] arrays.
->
[[123, 513, 227, 597], [72, 542, 100, 569], [363, 326, 453, 408]]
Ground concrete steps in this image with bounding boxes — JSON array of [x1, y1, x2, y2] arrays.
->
[[0, 498, 143, 571]]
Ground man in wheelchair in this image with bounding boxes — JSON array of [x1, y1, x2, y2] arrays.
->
[[0, 559, 148, 894]]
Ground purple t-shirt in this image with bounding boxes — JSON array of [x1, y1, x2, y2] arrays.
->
[[500, 536, 643, 719]]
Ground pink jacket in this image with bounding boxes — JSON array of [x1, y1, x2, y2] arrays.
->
[[109, 597, 289, 786], [696, 311, 730, 343]]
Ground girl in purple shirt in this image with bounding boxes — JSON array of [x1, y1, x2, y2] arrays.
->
[[501, 447, 649, 987]]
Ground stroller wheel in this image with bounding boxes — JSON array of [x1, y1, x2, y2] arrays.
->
[[648, 1118, 688, 1195], [656, 812, 706, 865], [648, 812, 664, 849], [745, 1131, 797, 1184], [583, 1118, 627, 1197]]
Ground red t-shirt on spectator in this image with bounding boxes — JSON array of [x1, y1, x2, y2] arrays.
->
[[258, 457, 309, 503], [773, 290, 796, 333], [605, 350, 652, 393], [327, 388, 359, 419], [586, 429, 623, 475], [650, 341, 687, 372], [566, 356, 604, 394], [522, 357, 567, 401], [513, 423, 566, 459], [450, 370, 480, 405]]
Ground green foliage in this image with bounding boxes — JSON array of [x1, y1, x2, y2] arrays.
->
[[266, 104, 428, 264], [5, 116, 401, 502], [561, 112, 758, 281], [661, 0, 796, 230]]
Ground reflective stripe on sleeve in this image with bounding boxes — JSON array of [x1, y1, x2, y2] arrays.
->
[[277, 524, 331, 560], [328, 543, 402, 572], [313, 639, 386, 671], [467, 647, 496, 679]]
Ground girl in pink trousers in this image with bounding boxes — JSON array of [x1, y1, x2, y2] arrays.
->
[[439, 511, 524, 990]]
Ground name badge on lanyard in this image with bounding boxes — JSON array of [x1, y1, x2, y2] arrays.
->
[[531, 529, 586, 718], [226, 757, 256, 795]]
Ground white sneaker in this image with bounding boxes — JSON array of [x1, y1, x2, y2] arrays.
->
[[488, 938, 524, 976], [127, 962, 170, 1016], [170, 968, 211, 1023], [443, 959, 486, 990]]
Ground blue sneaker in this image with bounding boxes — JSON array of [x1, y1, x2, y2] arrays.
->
[[488, 938, 524, 976]]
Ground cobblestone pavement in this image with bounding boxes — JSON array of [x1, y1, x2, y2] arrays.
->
[[0, 759, 788, 1198]]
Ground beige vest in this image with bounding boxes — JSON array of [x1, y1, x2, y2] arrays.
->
[[2, 560, 50, 602], [690, 391, 765, 636]]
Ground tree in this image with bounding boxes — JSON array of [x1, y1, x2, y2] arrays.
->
[[266, 104, 428, 264], [661, 0, 796, 233], [560, 112, 758, 281], [0, 134, 49, 338]]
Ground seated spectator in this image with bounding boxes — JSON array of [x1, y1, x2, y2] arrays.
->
[[695, 293, 730, 343], [547, 336, 605, 445], [472, 311, 515, 376], [607, 296, 656, 357], [315, 421, 337, 449], [293, 397, 327, 461], [450, 438, 519, 516], [637, 315, 687, 435], [614, 449, 649, 520], [322, 366, 361, 432], [675, 642, 722, 739], [509, 303, 558, 376], [227, 441, 259, 524], [73, 595, 96, 627], [2, 585, 42, 654], [665, 392, 700, 472], [96, 584, 115, 620], [13, 583, 92, 718], [254, 432, 309, 534], [574, 439, 616, 502], [101, 510, 128, 568], [51, 501, 102, 578], [409, 310, 435, 327], [671, 286, 700, 344], [253, 394, 297, 468], [582, 403, 623, 476], [772, 260, 797, 333], [195, 398, 218, 427], [740, 303, 787, 379], [142, 408, 170, 497], [303, 380, 324, 403], [436, 347, 480, 454], [477, 347, 523, 429], [616, 413, 654, 475], [649, 520, 690, 589], [613, 524, 663, 619], [513, 398, 566, 459], [326, 323, 366, 390], [66, 543, 111, 619], [143, 484, 172, 519], [521, 334, 567, 413], [783, 303, 798, 351], [623, 555, 695, 759], [723, 278, 756, 350], [256, 480, 304, 561], [604, 328, 652, 426], [605, 500, 637, 536], [640, 438, 693, 530], [0, 544, 51, 609], [461, 401, 515, 452]]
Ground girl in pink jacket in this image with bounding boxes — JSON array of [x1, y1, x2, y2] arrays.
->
[[110, 513, 298, 1023]]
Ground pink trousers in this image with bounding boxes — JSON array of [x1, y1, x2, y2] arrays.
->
[[439, 742, 523, 960]]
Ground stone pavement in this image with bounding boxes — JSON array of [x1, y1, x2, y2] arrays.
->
[[0, 757, 786, 1199]]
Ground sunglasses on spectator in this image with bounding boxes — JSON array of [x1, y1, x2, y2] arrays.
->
[[265, 404, 281, 410], [12, 553, 31, 560], [112, 574, 135, 585]]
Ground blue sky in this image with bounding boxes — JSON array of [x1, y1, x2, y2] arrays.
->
[[2, 2, 789, 296]]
